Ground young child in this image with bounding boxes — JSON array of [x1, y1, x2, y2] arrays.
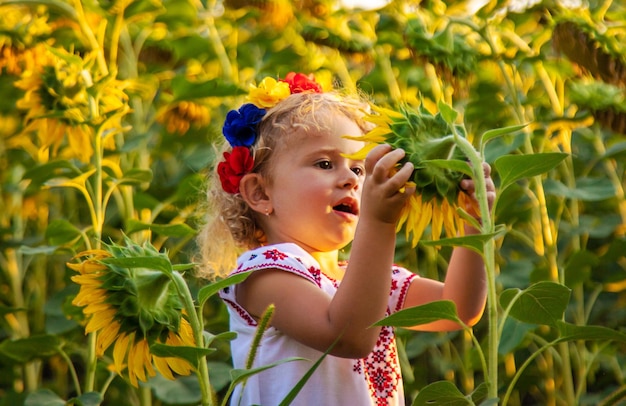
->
[[197, 73, 494, 405]]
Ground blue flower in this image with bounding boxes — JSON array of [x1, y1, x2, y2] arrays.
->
[[222, 104, 266, 147]]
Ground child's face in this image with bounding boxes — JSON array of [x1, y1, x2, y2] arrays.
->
[[263, 113, 366, 253]]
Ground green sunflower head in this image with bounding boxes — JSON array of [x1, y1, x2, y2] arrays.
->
[[387, 105, 467, 203], [97, 238, 184, 343]]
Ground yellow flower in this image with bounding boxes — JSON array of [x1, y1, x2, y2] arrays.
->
[[69, 242, 195, 387], [13, 47, 128, 162], [348, 103, 472, 246], [156, 100, 211, 135], [247, 77, 291, 108]]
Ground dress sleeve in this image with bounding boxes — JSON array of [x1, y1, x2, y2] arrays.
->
[[219, 244, 323, 327], [388, 265, 418, 314], [229, 244, 321, 286]]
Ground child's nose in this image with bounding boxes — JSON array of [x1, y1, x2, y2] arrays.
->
[[339, 168, 359, 189]]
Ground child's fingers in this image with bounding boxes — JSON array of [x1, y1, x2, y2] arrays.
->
[[482, 162, 492, 177], [369, 147, 406, 182], [364, 144, 393, 174]]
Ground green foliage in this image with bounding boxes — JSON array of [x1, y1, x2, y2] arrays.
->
[[2, 0, 626, 405]]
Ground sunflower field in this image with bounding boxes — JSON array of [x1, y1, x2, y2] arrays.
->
[[1, 0, 626, 405]]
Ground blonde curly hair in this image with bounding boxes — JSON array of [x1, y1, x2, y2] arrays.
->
[[196, 91, 372, 279]]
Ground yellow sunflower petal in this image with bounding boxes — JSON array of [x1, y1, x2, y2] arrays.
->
[[178, 319, 196, 346], [96, 321, 120, 356], [164, 331, 194, 375], [165, 357, 193, 376], [430, 200, 444, 241], [397, 197, 412, 233], [71, 273, 103, 286], [370, 104, 404, 120], [342, 142, 377, 161], [153, 355, 175, 380], [127, 338, 152, 387], [72, 285, 104, 305], [82, 301, 112, 315], [410, 199, 433, 247], [85, 308, 116, 334], [440, 198, 458, 238], [72, 249, 111, 259], [113, 332, 131, 375]]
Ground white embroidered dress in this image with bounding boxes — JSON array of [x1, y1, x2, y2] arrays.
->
[[219, 243, 417, 406]]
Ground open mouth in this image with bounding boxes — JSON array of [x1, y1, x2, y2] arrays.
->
[[332, 199, 358, 216]]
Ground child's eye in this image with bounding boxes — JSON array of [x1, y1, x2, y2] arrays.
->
[[316, 160, 333, 169], [351, 166, 365, 176]]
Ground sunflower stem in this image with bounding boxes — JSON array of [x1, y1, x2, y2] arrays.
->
[[83, 88, 103, 394], [450, 130, 498, 400], [84, 331, 97, 393], [138, 384, 152, 406], [72, 0, 108, 76], [171, 271, 214, 406], [58, 346, 82, 396]]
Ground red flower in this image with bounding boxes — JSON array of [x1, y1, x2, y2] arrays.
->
[[281, 72, 322, 94], [217, 146, 254, 194]]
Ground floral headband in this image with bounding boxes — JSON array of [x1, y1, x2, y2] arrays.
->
[[217, 72, 323, 194]]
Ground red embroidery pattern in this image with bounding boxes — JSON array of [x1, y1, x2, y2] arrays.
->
[[352, 266, 415, 404], [394, 267, 416, 312], [360, 325, 401, 404], [309, 266, 322, 286], [263, 248, 287, 261], [222, 298, 257, 326]]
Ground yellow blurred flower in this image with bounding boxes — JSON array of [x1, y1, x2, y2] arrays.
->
[[156, 100, 211, 135], [13, 47, 128, 162], [69, 243, 195, 387]]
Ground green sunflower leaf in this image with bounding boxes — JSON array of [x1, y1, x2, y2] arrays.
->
[[172, 76, 246, 101], [555, 320, 626, 343], [0, 334, 61, 364], [412, 380, 472, 405], [198, 271, 252, 308], [45, 219, 81, 246], [494, 152, 568, 191], [420, 159, 473, 177], [437, 100, 459, 124], [480, 123, 528, 148], [204, 331, 237, 347], [117, 168, 153, 185], [150, 343, 215, 368], [374, 300, 461, 328], [100, 256, 173, 274], [67, 392, 103, 406], [126, 219, 196, 238], [420, 228, 504, 254], [22, 160, 82, 185], [544, 177, 616, 201], [24, 389, 66, 406], [500, 281, 571, 327]]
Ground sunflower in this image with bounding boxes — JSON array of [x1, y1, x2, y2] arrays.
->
[[68, 241, 195, 387], [156, 100, 211, 135], [14, 47, 128, 163], [346, 103, 476, 247]]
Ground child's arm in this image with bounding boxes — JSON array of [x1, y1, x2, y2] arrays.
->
[[327, 145, 416, 356], [236, 145, 415, 358], [402, 163, 495, 331]]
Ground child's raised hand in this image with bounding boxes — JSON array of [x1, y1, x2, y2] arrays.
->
[[360, 144, 415, 225], [459, 162, 496, 221]]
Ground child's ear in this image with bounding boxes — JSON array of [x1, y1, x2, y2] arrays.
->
[[239, 173, 272, 215]]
